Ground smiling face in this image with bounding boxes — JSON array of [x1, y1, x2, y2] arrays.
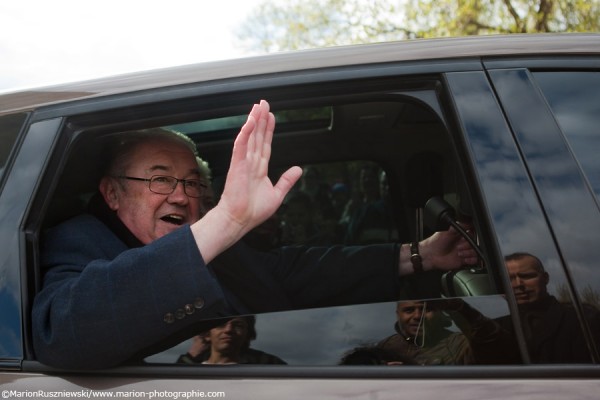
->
[[396, 301, 435, 338], [99, 137, 202, 244]]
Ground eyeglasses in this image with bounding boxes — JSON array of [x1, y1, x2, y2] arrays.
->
[[117, 175, 207, 198]]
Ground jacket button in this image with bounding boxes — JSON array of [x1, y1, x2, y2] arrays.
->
[[184, 304, 195, 315], [194, 298, 205, 309], [163, 313, 175, 324], [175, 309, 186, 320]]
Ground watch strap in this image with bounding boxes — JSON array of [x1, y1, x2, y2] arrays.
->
[[410, 242, 424, 273]]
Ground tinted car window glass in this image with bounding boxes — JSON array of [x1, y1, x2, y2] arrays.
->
[[0, 113, 27, 184], [533, 72, 600, 200], [147, 296, 511, 365], [533, 71, 600, 364]]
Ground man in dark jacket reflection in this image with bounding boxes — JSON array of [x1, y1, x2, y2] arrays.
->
[[503, 252, 600, 363]]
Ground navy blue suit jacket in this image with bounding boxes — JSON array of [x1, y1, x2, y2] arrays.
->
[[32, 214, 399, 369]]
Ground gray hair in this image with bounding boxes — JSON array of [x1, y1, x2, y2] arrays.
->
[[105, 128, 197, 177]]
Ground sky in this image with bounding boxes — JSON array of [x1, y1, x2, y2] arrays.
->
[[0, 0, 267, 92]]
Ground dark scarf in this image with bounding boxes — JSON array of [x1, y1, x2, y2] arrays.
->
[[88, 193, 144, 248]]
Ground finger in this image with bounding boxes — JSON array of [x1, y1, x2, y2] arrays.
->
[[273, 166, 303, 200], [231, 105, 259, 164], [258, 112, 275, 176], [252, 101, 269, 163]]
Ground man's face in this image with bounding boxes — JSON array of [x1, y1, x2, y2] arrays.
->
[[206, 318, 249, 356], [396, 301, 435, 338], [101, 139, 202, 244], [506, 256, 549, 305]]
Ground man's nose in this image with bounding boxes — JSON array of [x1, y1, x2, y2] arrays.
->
[[222, 321, 237, 332], [168, 181, 189, 203], [511, 276, 523, 288]]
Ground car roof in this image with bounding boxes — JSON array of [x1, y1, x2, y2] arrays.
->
[[1, 33, 599, 115]]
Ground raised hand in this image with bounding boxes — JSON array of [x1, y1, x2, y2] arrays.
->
[[192, 100, 302, 263], [220, 100, 302, 233]]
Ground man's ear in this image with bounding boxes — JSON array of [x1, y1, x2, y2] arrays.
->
[[99, 176, 120, 211]]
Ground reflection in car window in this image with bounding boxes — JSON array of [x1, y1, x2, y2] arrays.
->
[[533, 72, 600, 364], [0, 113, 26, 184], [146, 296, 512, 365], [533, 72, 600, 200]]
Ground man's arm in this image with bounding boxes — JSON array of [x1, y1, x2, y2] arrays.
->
[[398, 228, 479, 276], [32, 216, 227, 370], [193, 100, 476, 273]]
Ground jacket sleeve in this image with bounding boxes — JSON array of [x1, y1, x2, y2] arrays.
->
[[32, 215, 227, 370], [212, 241, 400, 312]]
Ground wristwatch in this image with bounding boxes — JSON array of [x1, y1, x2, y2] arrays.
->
[[410, 242, 424, 273]]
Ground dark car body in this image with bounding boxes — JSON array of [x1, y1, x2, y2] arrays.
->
[[1, 34, 600, 398]]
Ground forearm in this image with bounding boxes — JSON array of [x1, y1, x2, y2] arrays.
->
[[192, 206, 247, 264], [397, 241, 440, 276], [398, 228, 477, 276], [262, 243, 401, 308]]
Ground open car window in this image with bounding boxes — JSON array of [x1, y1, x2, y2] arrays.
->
[[35, 78, 506, 368]]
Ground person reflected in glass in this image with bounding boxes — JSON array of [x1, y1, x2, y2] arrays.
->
[[502, 252, 600, 363], [377, 299, 506, 365], [177, 316, 286, 365]]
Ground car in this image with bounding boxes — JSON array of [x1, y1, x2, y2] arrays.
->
[[1, 33, 599, 398]]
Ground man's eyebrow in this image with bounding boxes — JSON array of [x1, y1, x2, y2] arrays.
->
[[148, 165, 169, 173], [147, 165, 201, 177]]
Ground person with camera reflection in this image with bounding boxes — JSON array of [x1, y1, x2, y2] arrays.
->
[[377, 298, 508, 365]]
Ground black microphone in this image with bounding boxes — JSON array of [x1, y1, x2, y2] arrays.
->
[[424, 196, 485, 263]]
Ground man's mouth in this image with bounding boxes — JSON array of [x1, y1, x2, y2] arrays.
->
[[219, 335, 235, 343], [514, 291, 531, 300], [160, 214, 185, 226]]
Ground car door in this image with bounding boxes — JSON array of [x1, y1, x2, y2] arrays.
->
[[0, 115, 62, 370]]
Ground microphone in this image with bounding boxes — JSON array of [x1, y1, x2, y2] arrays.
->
[[424, 196, 486, 263]]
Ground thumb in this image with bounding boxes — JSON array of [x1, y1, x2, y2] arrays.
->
[[273, 166, 303, 199]]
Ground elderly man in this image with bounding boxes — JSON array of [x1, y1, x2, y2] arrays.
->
[[32, 100, 477, 369]]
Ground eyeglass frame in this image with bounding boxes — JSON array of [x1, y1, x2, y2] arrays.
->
[[116, 175, 207, 198]]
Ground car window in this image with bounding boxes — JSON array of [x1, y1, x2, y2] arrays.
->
[[0, 113, 27, 187], [533, 72, 600, 203], [35, 81, 508, 369]]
